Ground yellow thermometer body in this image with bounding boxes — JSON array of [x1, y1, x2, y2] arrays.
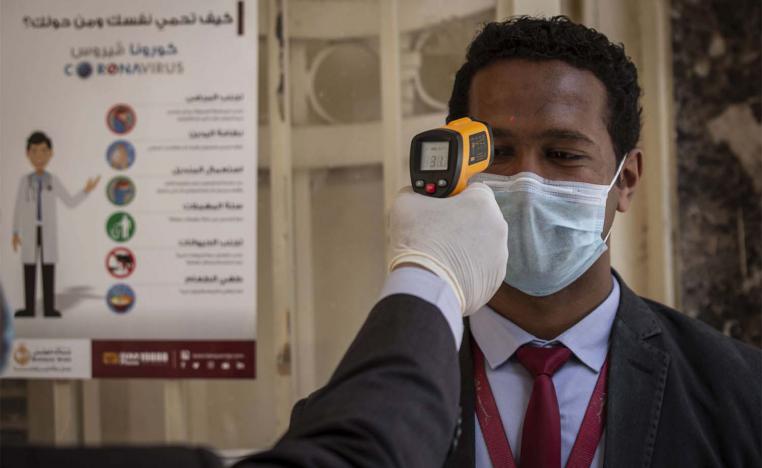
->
[[409, 117, 494, 197]]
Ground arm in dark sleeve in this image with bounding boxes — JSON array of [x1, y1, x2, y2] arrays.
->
[[237, 294, 461, 468]]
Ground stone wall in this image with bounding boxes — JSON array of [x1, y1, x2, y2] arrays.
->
[[671, 0, 761, 346]]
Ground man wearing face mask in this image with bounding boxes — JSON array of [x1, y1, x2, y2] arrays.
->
[[385, 16, 760, 468]]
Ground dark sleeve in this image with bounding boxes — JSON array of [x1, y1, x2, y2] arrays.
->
[[236, 294, 461, 468], [0, 446, 223, 468]]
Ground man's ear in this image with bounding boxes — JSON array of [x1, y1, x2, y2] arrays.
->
[[616, 149, 642, 213]]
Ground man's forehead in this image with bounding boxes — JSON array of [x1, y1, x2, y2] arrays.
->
[[469, 59, 607, 118]]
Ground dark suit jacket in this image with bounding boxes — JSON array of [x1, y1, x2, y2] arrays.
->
[[445, 273, 762, 468], [238, 294, 462, 468], [0, 446, 223, 468]]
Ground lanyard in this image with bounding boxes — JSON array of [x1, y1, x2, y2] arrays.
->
[[472, 338, 610, 468]]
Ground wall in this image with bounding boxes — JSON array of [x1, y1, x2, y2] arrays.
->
[[672, 0, 761, 347]]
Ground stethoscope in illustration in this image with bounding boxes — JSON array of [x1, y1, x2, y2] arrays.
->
[[24, 173, 52, 202]]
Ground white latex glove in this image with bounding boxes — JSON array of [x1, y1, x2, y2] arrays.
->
[[388, 182, 508, 316]]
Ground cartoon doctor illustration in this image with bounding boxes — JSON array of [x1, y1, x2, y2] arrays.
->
[[11, 131, 100, 318]]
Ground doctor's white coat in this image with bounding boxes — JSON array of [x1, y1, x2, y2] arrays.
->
[[12, 171, 87, 264]]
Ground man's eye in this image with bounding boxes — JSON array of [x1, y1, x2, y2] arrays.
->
[[547, 150, 583, 161]]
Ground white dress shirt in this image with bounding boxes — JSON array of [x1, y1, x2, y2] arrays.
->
[[470, 275, 619, 467]]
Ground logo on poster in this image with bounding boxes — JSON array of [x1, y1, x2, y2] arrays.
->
[[103, 352, 119, 365], [65, 62, 183, 79], [13, 343, 31, 366]]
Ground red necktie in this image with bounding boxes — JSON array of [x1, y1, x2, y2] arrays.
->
[[516, 345, 572, 468]]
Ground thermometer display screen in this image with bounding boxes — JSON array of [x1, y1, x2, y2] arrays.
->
[[420, 141, 449, 171]]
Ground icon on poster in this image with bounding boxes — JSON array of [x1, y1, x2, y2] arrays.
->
[[106, 284, 136, 314], [76, 62, 93, 79], [106, 104, 136, 135], [106, 140, 135, 170], [103, 352, 119, 365], [106, 176, 136, 206], [106, 212, 136, 242], [105, 247, 136, 279], [13, 343, 31, 366]]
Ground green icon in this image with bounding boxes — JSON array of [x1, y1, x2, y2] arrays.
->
[[106, 212, 136, 242]]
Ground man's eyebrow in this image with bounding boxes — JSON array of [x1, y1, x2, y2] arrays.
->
[[492, 127, 597, 147], [540, 129, 597, 146]]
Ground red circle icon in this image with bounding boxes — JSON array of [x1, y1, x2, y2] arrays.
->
[[106, 103, 136, 135], [105, 247, 136, 279]]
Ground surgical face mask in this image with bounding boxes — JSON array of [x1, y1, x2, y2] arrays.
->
[[473, 158, 626, 296]]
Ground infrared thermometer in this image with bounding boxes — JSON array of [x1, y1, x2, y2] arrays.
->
[[409, 117, 494, 197]]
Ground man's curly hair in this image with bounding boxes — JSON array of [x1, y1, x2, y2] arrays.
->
[[448, 16, 642, 161]]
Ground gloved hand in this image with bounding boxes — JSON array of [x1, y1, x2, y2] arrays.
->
[[388, 182, 508, 316]]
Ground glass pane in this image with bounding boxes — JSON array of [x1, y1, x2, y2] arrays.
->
[[292, 0, 498, 394]]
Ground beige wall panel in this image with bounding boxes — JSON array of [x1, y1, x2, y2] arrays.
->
[[310, 166, 386, 385], [590, 0, 649, 296]]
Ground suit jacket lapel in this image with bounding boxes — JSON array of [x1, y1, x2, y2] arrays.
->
[[445, 320, 476, 468], [604, 275, 671, 468]]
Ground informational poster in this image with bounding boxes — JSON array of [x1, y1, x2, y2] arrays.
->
[[0, 0, 257, 379]]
